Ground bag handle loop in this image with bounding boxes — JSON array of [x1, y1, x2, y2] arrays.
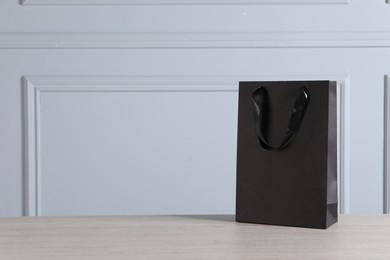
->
[[251, 86, 310, 151]]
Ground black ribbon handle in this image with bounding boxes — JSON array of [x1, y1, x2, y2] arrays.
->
[[251, 86, 310, 151]]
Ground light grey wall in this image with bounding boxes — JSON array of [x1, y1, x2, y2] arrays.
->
[[0, 0, 389, 216]]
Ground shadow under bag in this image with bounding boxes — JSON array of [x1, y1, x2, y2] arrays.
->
[[236, 81, 338, 229]]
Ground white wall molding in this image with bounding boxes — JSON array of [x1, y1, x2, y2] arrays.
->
[[23, 78, 41, 217], [339, 77, 350, 214], [23, 75, 350, 216], [20, 0, 349, 6], [3, 32, 390, 49], [384, 75, 390, 213]]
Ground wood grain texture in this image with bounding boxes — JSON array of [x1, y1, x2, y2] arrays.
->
[[0, 215, 389, 259]]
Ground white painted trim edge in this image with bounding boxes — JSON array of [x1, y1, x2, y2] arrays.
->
[[3, 32, 390, 49], [20, 0, 349, 6], [23, 75, 349, 216], [384, 75, 390, 214], [339, 77, 350, 214], [23, 77, 40, 216]]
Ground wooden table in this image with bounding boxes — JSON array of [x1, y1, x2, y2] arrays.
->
[[0, 215, 389, 259]]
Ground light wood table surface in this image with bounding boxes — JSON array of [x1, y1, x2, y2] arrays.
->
[[0, 215, 389, 259]]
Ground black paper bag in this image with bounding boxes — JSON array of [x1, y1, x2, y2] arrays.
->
[[236, 81, 337, 229]]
